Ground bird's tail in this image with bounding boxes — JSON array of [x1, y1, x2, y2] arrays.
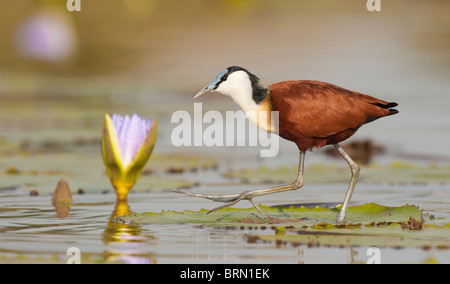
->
[[375, 101, 398, 115], [388, 108, 399, 116], [364, 102, 398, 124], [380, 102, 398, 109]]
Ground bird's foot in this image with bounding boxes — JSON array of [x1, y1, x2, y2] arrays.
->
[[173, 190, 278, 224]]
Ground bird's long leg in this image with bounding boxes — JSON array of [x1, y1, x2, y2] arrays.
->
[[174, 152, 306, 221], [334, 144, 360, 224]]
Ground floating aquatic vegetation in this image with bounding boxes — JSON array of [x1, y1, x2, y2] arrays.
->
[[250, 225, 450, 250], [116, 203, 450, 250], [101, 113, 157, 201], [116, 202, 422, 227], [5, 166, 20, 175]]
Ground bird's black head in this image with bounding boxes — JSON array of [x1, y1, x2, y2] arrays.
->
[[193, 66, 266, 104]]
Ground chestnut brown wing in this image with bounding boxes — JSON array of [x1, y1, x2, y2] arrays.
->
[[270, 80, 397, 139]]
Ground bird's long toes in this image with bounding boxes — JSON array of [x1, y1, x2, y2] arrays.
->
[[172, 190, 206, 198], [211, 197, 239, 203], [172, 190, 240, 203], [207, 201, 238, 214]]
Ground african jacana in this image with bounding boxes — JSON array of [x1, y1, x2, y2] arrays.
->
[[179, 66, 398, 224]]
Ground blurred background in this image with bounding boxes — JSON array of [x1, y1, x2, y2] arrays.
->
[[0, 0, 449, 164]]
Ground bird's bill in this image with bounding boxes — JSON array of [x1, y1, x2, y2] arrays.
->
[[193, 69, 228, 99], [192, 86, 213, 99]]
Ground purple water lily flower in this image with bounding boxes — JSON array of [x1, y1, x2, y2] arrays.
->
[[102, 113, 158, 201], [111, 114, 153, 168]]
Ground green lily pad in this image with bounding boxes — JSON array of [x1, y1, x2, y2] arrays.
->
[[116, 203, 450, 250], [252, 219, 450, 249], [250, 223, 450, 249], [116, 203, 423, 227]]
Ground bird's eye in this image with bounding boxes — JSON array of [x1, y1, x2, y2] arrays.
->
[[213, 75, 228, 90]]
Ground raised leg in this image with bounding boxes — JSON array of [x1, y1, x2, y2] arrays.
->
[[334, 144, 360, 224], [174, 151, 306, 222]]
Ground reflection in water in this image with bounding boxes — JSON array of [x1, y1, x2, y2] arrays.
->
[[53, 202, 71, 219], [102, 201, 157, 264]]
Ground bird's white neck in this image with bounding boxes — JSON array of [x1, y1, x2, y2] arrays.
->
[[215, 71, 276, 132], [241, 97, 276, 133]]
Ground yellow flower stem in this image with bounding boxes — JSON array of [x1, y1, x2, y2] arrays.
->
[[114, 183, 133, 201]]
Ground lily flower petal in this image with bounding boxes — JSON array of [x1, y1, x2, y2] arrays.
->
[[102, 113, 157, 201], [112, 114, 152, 169]]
